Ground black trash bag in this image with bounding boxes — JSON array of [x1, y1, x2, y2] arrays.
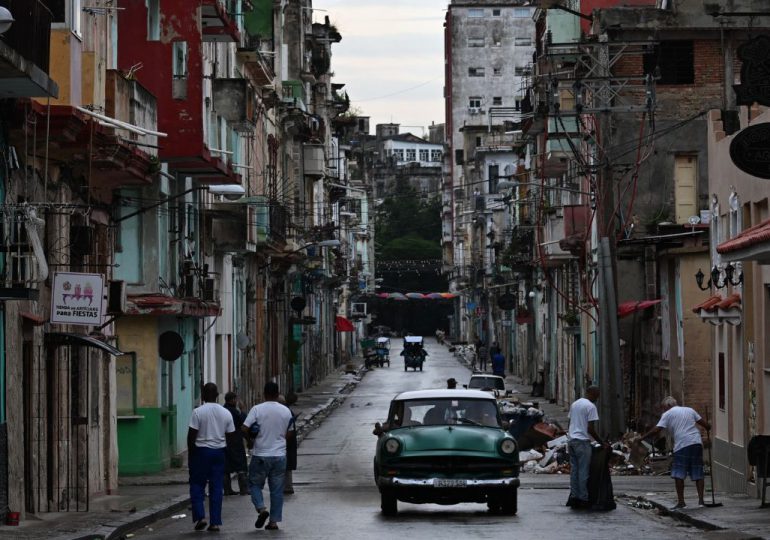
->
[[587, 445, 616, 511], [565, 445, 616, 511]]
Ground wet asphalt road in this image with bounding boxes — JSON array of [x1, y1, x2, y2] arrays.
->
[[131, 338, 702, 539]]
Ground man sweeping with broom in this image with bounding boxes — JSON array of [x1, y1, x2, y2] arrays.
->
[[641, 396, 711, 510]]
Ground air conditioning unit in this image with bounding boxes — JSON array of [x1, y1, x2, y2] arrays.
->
[[351, 302, 367, 316]]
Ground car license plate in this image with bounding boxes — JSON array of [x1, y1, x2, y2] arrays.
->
[[434, 479, 467, 488]]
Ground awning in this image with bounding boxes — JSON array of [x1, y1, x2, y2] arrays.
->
[[716, 217, 770, 263], [617, 299, 661, 319], [45, 332, 126, 356], [335, 316, 355, 332]]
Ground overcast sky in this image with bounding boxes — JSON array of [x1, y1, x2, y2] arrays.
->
[[313, 0, 449, 137]]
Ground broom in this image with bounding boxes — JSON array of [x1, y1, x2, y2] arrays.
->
[[703, 406, 723, 508]]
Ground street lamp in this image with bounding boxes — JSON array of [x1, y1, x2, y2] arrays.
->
[[0, 7, 14, 35], [694, 263, 743, 291]]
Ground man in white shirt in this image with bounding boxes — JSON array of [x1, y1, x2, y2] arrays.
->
[[642, 396, 711, 509], [566, 385, 601, 508], [242, 382, 294, 531], [187, 382, 235, 532]]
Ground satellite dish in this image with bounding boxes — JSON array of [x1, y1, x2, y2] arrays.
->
[[158, 331, 184, 361], [236, 332, 251, 350], [290, 296, 306, 313], [688, 215, 701, 226]]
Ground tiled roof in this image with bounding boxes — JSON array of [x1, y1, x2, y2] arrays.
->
[[691, 293, 741, 313], [717, 217, 770, 254]]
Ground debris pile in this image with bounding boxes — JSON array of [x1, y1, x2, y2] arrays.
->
[[501, 400, 672, 476]]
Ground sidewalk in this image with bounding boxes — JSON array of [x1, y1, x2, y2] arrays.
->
[[0, 365, 366, 540], [449, 343, 770, 539]]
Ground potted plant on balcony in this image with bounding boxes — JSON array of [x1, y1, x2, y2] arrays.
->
[[559, 309, 581, 333]]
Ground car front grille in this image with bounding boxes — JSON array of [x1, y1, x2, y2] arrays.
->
[[390, 456, 515, 472]]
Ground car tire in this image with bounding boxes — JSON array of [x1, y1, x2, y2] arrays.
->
[[381, 490, 398, 516], [500, 488, 518, 515], [404, 364, 407, 371]]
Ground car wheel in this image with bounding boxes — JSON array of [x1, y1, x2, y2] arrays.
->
[[381, 490, 398, 516], [404, 364, 408, 371], [500, 488, 518, 515]]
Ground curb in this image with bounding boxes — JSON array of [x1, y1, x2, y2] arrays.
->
[[69, 494, 190, 540], [640, 497, 764, 539], [81, 366, 368, 540]]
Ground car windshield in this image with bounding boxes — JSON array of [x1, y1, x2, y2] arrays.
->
[[388, 398, 501, 428], [468, 377, 505, 391]]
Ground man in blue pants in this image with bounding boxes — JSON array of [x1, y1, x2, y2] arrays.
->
[[187, 382, 236, 531], [242, 382, 294, 531], [566, 385, 602, 509]]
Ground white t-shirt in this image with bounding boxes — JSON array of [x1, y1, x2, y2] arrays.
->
[[243, 401, 293, 457], [657, 406, 703, 452], [189, 402, 235, 449], [568, 397, 599, 441]]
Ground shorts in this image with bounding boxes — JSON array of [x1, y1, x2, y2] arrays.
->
[[671, 443, 704, 481]]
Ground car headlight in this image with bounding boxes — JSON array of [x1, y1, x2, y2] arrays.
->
[[500, 438, 516, 455], [384, 438, 401, 454]]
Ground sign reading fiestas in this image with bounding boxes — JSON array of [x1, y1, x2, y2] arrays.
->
[[51, 272, 104, 326]]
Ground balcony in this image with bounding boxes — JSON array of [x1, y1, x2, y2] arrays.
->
[[236, 47, 275, 87], [543, 137, 582, 176], [201, 0, 241, 43], [212, 78, 257, 133], [281, 79, 307, 111], [0, 208, 44, 301], [0, 0, 58, 97], [105, 70, 159, 158]]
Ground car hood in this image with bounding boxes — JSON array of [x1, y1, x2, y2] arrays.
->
[[390, 425, 504, 454]]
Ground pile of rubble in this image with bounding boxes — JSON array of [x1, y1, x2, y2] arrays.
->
[[502, 400, 671, 475]]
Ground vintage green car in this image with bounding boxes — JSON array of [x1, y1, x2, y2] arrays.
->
[[373, 389, 520, 515]]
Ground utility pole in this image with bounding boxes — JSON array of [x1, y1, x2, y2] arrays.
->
[[596, 35, 624, 438]]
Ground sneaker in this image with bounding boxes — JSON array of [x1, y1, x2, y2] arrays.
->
[[669, 502, 687, 510], [255, 509, 270, 529], [698, 500, 706, 508], [265, 522, 279, 530]]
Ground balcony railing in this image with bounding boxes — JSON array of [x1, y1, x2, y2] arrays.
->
[[1, 0, 52, 73]]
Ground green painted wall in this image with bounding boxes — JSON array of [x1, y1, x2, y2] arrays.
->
[[244, 0, 272, 39]]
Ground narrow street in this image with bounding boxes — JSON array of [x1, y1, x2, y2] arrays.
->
[[131, 339, 702, 539]]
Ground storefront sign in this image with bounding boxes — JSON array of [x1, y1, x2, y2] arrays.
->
[[50, 272, 104, 326], [729, 122, 770, 179], [734, 35, 770, 106]]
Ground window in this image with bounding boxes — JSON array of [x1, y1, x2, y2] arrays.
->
[[493, 67, 502, 76], [515, 37, 532, 47], [468, 67, 485, 77], [172, 41, 188, 77], [492, 97, 502, 106], [468, 8, 484, 17], [393, 149, 405, 161], [514, 98, 522, 111], [643, 41, 694, 85], [50, 0, 82, 35], [419, 149, 429, 162], [455, 149, 464, 165], [492, 8, 501, 16], [147, 0, 160, 41], [718, 352, 725, 410], [468, 96, 482, 108], [468, 37, 485, 48], [514, 66, 528, 77], [406, 148, 416, 162], [431, 149, 442, 162], [513, 7, 530, 18]]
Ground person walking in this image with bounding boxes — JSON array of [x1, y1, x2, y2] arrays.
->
[[223, 391, 248, 496], [242, 382, 294, 531], [641, 396, 711, 509], [491, 350, 505, 378], [187, 382, 235, 532], [446, 377, 457, 389], [476, 340, 488, 372], [566, 385, 601, 509]]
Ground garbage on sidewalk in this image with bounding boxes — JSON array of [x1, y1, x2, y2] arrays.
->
[[500, 397, 672, 476]]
